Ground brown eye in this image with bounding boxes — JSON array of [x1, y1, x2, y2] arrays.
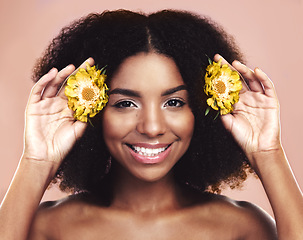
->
[[114, 101, 136, 108], [165, 99, 185, 107]]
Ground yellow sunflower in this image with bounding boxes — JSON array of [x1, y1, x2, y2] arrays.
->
[[65, 63, 108, 122], [204, 59, 242, 115]]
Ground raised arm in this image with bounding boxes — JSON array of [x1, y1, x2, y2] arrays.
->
[[0, 59, 93, 240], [215, 54, 303, 239]]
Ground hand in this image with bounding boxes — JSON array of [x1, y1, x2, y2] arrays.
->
[[22, 58, 94, 177], [214, 54, 281, 167]]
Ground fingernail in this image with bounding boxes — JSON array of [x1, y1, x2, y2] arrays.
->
[[255, 67, 263, 72], [49, 67, 57, 73], [234, 60, 243, 65], [64, 64, 74, 70]]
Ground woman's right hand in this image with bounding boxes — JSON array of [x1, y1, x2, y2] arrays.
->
[[22, 58, 94, 178]]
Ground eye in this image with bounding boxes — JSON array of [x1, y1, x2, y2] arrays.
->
[[164, 99, 185, 107], [113, 100, 137, 108]]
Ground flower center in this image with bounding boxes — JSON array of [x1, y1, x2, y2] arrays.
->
[[214, 80, 226, 94], [81, 87, 96, 101]]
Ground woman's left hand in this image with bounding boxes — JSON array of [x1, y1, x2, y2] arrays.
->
[[214, 54, 281, 167]]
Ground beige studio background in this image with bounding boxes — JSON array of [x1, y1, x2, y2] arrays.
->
[[1, 0, 302, 217]]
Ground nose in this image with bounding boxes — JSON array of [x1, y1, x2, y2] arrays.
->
[[136, 104, 166, 138]]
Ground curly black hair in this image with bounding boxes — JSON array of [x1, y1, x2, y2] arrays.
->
[[33, 9, 252, 196]]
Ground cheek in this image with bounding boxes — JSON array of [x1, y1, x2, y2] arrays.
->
[[102, 109, 135, 143], [168, 109, 195, 141]]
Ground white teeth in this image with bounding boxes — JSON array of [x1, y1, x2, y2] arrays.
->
[[132, 145, 167, 156]]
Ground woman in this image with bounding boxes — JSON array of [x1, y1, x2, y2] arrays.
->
[[1, 9, 302, 239]]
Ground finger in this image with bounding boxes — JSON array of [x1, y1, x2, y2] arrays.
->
[[220, 113, 233, 132], [214, 54, 250, 92], [79, 57, 95, 69], [214, 53, 230, 66], [42, 64, 75, 99], [56, 57, 95, 97], [254, 68, 277, 98], [232, 60, 264, 93], [29, 68, 58, 104], [73, 120, 88, 140]]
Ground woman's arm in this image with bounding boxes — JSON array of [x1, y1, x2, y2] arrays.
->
[[0, 159, 54, 240], [252, 147, 303, 239], [216, 54, 303, 239], [0, 59, 92, 239]]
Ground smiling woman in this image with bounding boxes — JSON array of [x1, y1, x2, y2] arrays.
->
[[34, 10, 250, 196], [0, 9, 302, 240], [103, 53, 194, 182]]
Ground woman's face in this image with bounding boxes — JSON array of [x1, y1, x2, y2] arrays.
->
[[102, 52, 195, 182]]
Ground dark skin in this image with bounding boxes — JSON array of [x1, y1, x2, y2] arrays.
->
[[1, 53, 302, 239], [29, 189, 276, 240], [28, 53, 276, 240]]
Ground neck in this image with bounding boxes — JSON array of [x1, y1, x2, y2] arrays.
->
[[110, 165, 188, 214]]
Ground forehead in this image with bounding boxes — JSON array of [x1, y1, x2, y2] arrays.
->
[[109, 52, 185, 90]]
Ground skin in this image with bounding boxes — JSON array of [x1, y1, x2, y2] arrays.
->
[[103, 53, 195, 183], [0, 53, 302, 239]]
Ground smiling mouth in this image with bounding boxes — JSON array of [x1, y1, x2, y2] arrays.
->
[[126, 144, 171, 157]]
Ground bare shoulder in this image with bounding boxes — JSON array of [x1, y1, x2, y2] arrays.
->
[[28, 193, 97, 240], [194, 193, 278, 239]]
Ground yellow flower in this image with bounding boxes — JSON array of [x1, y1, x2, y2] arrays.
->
[[204, 59, 242, 115], [65, 63, 108, 122]]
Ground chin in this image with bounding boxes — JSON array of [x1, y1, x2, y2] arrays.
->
[[129, 165, 175, 183]]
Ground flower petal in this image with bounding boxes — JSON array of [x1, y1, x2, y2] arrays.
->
[[65, 64, 109, 122], [203, 58, 242, 115]]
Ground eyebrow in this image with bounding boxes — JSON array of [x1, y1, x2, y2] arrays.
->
[[108, 88, 141, 97], [109, 85, 187, 97], [161, 85, 187, 96]]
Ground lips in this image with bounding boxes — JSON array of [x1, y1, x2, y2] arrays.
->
[[126, 143, 172, 164]]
